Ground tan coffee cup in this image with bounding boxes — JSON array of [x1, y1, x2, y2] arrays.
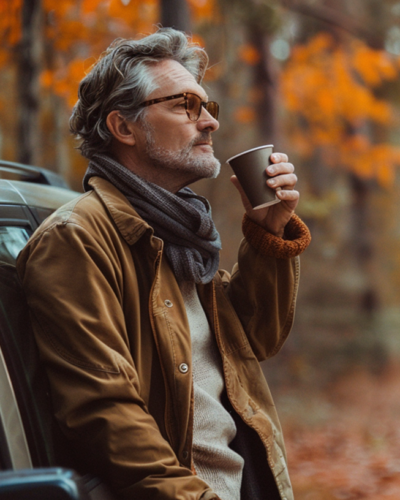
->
[[226, 145, 281, 210]]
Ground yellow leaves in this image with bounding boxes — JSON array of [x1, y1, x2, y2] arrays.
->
[[281, 33, 400, 186], [238, 44, 261, 66]]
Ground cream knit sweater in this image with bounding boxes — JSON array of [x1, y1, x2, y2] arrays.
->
[[179, 281, 244, 500]]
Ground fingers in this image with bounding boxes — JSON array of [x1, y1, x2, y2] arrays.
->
[[267, 173, 298, 190], [276, 188, 299, 203], [267, 160, 294, 177], [267, 153, 297, 190], [271, 152, 289, 164]]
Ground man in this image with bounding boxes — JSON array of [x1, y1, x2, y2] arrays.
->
[[17, 28, 311, 500]]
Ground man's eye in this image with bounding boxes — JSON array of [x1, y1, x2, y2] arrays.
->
[[172, 103, 186, 113]]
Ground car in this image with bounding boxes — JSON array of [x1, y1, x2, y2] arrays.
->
[[0, 160, 115, 499]]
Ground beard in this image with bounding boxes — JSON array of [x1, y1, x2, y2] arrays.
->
[[143, 125, 221, 181]]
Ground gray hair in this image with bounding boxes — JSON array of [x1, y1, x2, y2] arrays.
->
[[69, 28, 209, 159]]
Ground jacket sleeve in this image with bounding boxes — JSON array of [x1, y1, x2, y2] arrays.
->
[[17, 219, 218, 500], [224, 214, 311, 361]]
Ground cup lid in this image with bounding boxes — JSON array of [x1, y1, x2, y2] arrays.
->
[[226, 144, 274, 164]]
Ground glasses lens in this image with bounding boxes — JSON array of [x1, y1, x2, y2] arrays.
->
[[205, 101, 219, 120], [186, 93, 202, 121], [185, 94, 220, 121]]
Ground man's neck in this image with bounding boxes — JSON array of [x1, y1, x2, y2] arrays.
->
[[110, 147, 197, 193]]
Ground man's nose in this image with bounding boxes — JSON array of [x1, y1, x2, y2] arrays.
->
[[197, 108, 219, 132]]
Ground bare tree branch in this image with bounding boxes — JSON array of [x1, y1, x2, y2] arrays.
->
[[281, 0, 384, 49]]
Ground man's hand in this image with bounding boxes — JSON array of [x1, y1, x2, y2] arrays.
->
[[230, 152, 299, 237]]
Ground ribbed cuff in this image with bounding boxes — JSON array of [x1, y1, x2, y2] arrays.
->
[[242, 213, 311, 259]]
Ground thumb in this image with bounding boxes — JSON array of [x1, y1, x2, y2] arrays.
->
[[230, 175, 253, 213]]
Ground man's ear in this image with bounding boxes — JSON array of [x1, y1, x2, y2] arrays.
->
[[106, 110, 136, 146]]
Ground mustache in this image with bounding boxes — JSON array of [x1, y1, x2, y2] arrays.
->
[[190, 132, 213, 147]]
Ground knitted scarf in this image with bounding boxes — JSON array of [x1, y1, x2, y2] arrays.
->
[[83, 154, 221, 284]]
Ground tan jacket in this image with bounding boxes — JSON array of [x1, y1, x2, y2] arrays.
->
[[17, 177, 310, 500]]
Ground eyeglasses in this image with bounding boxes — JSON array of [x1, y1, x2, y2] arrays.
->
[[141, 92, 219, 122]]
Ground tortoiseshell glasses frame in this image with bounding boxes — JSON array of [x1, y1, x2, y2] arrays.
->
[[141, 92, 219, 122]]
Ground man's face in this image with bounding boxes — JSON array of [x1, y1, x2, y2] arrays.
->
[[133, 59, 221, 190]]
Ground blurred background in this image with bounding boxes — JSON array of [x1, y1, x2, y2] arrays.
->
[[2, 0, 400, 497]]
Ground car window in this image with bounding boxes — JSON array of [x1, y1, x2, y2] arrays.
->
[[0, 227, 31, 265], [33, 207, 54, 224]]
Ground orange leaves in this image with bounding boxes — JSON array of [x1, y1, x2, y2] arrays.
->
[[281, 33, 400, 186], [81, 0, 106, 15], [341, 140, 400, 187], [108, 0, 158, 34], [285, 367, 400, 500], [187, 0, 217, 21], [38, 0, 159, 114], [352, 42, 399, 87], [40, 59, 89, 108], [290, 32, 332, 65], [190, 33, 206, 50], [43, 0, 80, 19], [233, 106, 256, 124], [282, 34, 396, 127], [282, 33, 399, 125], [0, 0, 22, 47], [238, 44, 261, 66]]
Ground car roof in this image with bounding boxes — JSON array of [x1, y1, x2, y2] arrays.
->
[[0, 179, 81, 210], [0, 160, 70, 189]]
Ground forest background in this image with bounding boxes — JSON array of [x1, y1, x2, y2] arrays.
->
[[2, 0, 400, 498]]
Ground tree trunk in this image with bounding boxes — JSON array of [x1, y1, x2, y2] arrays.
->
[[17, 0, 42, 165], [160, 0, 191, 33], [249, 28, 278, 147]]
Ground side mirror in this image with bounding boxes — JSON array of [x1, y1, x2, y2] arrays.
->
[[0, 468, 91, 500]]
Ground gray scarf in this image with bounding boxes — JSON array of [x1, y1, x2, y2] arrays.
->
[[83, 154, 221, 284]]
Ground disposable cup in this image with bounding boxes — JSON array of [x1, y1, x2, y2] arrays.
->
[[226, 145, 281, 210]]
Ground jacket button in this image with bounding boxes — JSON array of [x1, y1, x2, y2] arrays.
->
[[179, 363, 189, 374], [164, 300, 173, 307]]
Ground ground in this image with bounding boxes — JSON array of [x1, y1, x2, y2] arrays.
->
[[276, 363, 400, 499]]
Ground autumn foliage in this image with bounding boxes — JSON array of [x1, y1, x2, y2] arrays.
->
[[282, 366, 400, 500], [1, 0, 217, 108], [281, 33, 400, 186], [2, 2, 400, 499], [3, 2, 399, 187]]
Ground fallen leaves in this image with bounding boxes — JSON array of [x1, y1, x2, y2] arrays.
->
[[281, 365, 400, 499]]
